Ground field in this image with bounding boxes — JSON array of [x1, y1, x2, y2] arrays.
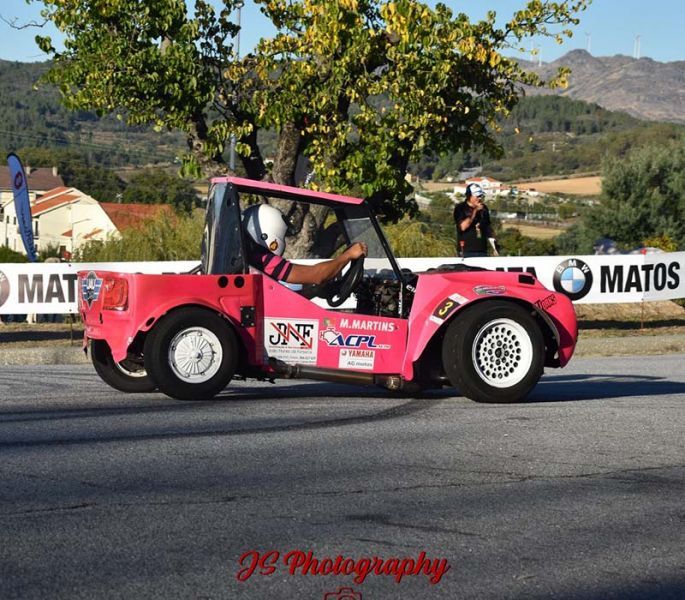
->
[[420, 176, 602, 197], [501, 222, 566, 239], [513, 176, 602, 196], [418, 181, 458, 192]]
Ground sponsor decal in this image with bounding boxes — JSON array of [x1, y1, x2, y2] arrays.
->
[[338, 317, 397, 332], [81, 271, 103, 307], [430, 293, 468, 324], [7, 153, 37, 262], [534, 293, 557, 311], [10, 272, 79, 304], [0, 271, 10, 308], [553, 258, 593, 301], [473, 285, 506, 296], [339, 348, 375, 370], [320, 326, 389, 349], [264, 318, 318, 364], [600, 262, 680, 293]]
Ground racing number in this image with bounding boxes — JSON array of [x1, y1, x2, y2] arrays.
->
[[432, 297, 459, 322]]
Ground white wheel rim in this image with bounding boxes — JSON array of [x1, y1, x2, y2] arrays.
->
[[471, 318, 533, 388], [168, 327, 223, 383], [114, 360, 147, 378]]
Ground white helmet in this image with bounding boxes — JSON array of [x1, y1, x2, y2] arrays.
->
[[243, 204, 289, 256]]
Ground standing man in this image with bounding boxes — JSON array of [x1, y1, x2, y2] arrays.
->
[[453, 183, 499, 257]]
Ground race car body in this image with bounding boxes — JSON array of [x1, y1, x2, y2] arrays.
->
[[79, 177, 577, 402]]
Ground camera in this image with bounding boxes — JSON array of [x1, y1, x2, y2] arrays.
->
[[323, 587, 362, 600]]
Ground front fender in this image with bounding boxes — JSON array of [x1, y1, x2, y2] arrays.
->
[[402, 271, 577, 379]]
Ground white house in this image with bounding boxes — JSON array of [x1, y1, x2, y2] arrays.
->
[[1, 186, 119, 258], [465, 176, 503, 195]]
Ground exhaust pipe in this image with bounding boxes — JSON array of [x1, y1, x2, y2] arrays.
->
[[269, 360, 418, 392]]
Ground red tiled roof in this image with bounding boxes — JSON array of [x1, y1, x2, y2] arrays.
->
[[61, 229, 73, 237], [32, 191, 80, 216], [100, 203, 173, 231], [36, 186, 71, 202], [83, 228, 104, 240], [0, 166, 64, 192]]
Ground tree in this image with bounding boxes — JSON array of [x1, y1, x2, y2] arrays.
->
[[579, 141, 685, 250], [497, 227, 557, 256], [122, 169, 200, 212], [33, 0, 588, 254], [58, 163, 126, 202]]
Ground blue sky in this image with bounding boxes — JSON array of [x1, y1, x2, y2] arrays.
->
[[1, 1, 683, 64]]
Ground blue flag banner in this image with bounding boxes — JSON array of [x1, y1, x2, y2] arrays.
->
[[7, 153, 37, 262]]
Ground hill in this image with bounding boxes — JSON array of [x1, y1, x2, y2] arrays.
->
[[522, 49, 685, 124], [0, 59, 184, 166], [2, 56, 683, 184]]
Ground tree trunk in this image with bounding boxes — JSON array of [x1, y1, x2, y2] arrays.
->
[[240, 126, 267, 180], [267, 122, 328, 258], [271, 122, 302, 186], [188, 111, 230, 176]]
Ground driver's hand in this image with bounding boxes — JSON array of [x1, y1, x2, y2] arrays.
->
[[347, 242, 367, 260]]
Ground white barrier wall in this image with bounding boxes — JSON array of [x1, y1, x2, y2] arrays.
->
[[0, 253, 683, 314]]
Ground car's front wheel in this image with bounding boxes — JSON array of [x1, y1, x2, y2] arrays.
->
[[144, 308, 238, 400], [442, 301, 544, 403], [90, 339, 156, 393]]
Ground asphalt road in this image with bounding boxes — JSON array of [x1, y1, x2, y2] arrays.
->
[[0, 355, 684, 600]]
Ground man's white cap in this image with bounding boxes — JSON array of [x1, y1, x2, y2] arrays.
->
[[466, 183, 485, 199]]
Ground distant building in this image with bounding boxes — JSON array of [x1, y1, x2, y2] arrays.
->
[[465, 176, 503, 195], [100, 203, 172, 232], [452, 176, 506, 201], [0, 165, 64, 203], [1, 187, 117, 258], [1, 185, 170, 260]]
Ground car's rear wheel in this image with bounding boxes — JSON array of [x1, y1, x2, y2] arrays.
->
[[90, 339, 156, 393], [144, 307, 237, 400], [442, 301, 544, 403]]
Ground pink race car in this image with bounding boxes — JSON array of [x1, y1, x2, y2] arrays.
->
[[79, 177, 577, 403]]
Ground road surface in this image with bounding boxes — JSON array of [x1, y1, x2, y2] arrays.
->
[[1, 355, 684, 599]]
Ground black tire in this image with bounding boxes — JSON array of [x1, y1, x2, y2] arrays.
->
[[442, 301, 544, 403], [144, 308, 237, 400], [90, 339, 157, 393]]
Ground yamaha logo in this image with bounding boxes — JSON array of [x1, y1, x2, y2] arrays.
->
[[0, 270, 9, 308], [553, 258, 593, 301]]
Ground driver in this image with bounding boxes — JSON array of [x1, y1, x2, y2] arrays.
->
[[242, 204, 367, 285]]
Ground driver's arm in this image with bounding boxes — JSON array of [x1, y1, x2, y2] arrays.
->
[[286, 242, 367, 285]]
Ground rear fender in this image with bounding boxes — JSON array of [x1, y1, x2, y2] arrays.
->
[[108, 297, 247, 363]]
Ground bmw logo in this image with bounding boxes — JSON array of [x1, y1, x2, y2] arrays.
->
[[0, 270, 9, 308], [553, 258, 593, 301]]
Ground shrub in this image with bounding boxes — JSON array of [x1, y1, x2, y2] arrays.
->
[[0, 246, 28, 263], [75, 210, 204, 262]]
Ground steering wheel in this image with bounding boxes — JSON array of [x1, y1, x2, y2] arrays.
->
[[326, 256, 365, 307]]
